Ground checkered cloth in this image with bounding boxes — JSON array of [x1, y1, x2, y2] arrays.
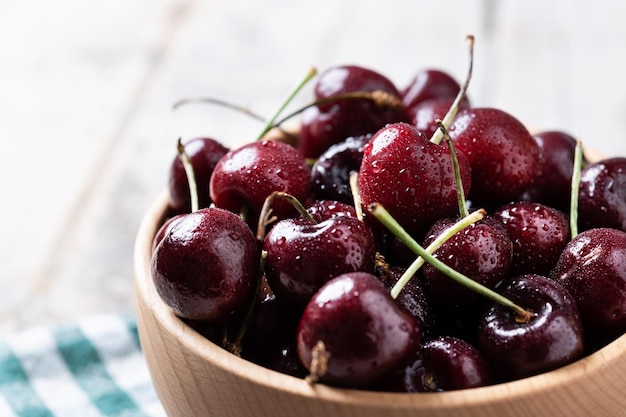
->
[[0, 314, 166, 417]]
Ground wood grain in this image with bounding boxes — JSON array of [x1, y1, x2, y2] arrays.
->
[[135, 193, 626, 417]]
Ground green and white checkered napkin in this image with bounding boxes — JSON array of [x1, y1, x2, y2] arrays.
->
[[0, 314, 166, 417]]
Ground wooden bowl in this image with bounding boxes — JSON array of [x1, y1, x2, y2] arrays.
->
[[134, 191, 626, 417]]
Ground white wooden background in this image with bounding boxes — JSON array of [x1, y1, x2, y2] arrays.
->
[[1, 0, 626, 335]]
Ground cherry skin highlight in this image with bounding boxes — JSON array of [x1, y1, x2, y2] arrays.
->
[[450, 107, 540, 207], [151, 207, 260, 322], [550, 227, 626, 341], [296, 272, 422, 388], [263, 215, 376, 307], [358, 122, 472, 236], [210, 140, 311, 220], [477, 274, 584, 381], [168, 137, 229, 213]]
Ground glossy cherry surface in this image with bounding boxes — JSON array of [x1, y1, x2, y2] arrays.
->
[[168, 137, 229, 213], [422, 216, 513, 310], [494, 201, 570, 276], [578, 157, 626, 232], [263, 215, 376, 306], [151, 207, 260, 322], [407, 97, 470, 138], [296, 272, 421, 388], [413, 336, 492, 392], [477, 274, 584, 381], [401, 69, 463, 111], [299, 65, 406, 159], [450, 107, 540, 206], [521, 131, 580, 211], [550, 227, 626, 341], [358, 122, 472, 235], [210, 140, 311, 219], [310, 134, 371, 204]]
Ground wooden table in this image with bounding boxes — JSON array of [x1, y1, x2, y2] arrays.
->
[[2, 0, 626, 336]]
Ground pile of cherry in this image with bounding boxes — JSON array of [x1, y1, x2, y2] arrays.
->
[[151, 39, 626, 392]]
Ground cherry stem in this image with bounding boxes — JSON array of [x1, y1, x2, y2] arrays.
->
[[305, 340, 330, 384], [570, 139, 584, 239], [176, 138, 199, 213], [256, 67, 318, 141], [269, 89, 404, 131], [430, 34, 474, 145], [172, 97, 267, 122], [349, 171, 364, 221], [390, 209, 485, 299], [436, 119, 469, 218], [369, 202, 535, 323], [256, 191, 316, 241]]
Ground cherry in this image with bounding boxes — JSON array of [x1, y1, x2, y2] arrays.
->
[[240, 287, 299, 363], [296, 272, 421, 387], [375, 336, 492, 393], [358, 122, 472, 235], [304, 199, 358, 222], [449, 107, 541, 207], [422, 216, 513, 311], [298, 65, 406, 159], [477, 274, 584, 381], [310, 134, 371, 204], [383, 266, 438, 341], [493, 201, 570, 276], [520, 131, 581, 212], [550, 227, 626, 341], [151, 207, 260, 322], [578, 157, 626, 232], [152, 213, 185, 253], [262, 343, 308, 378], [168, 137, 229, 213], [407, 97, 471, 139], [209, 140, 311, 220], [263, 214, 376, 306], [414, 336, 493, 392], [401, 69, 466, 111]]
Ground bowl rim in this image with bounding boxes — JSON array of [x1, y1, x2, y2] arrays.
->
[[135, 189, 626, 410]]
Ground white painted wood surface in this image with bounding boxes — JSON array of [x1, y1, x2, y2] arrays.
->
[[1, 0, 626, 335]]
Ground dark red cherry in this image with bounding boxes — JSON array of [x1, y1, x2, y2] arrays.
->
[[263, 215, 376, 306], [151, 207, 260, 322], [450, 107, 541, 207], [550, 227, 626, 340], [407, 97, 471, 138], [413, 336, 492, 392], [310, 134, 371, 204], [578, 157, 626, 232], [304, 199, 358, 222], [240, 288, 299, 363], [152, 213, 185, 253], [296, 272, 421, 387], [477, 274, 584, 381], [401, 69, 464, 110], [168, 137, 229, 213], [210, 140, 311, 220], [298, 65, 406, 159], [358, 122, 472, 235], [422, 216, 513, 311], [262, 343, 308, 378], [383, 266, 438, 341], [521, 131, 581, 212], [494, 201, 570, 276]]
